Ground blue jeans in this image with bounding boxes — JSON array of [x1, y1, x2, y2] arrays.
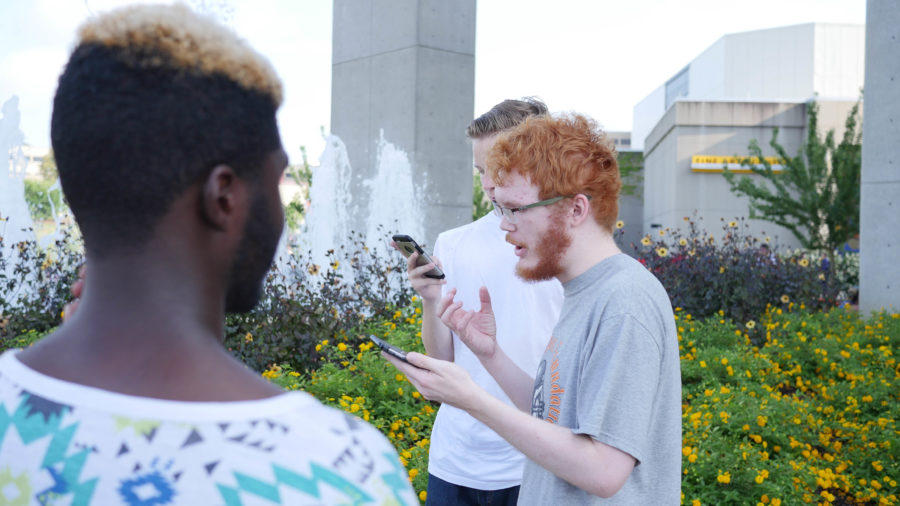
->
[[425, 474, 520, 506]]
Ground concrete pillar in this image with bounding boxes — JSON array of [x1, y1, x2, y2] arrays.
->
[[860, 0, 900, 312], [331, 0, 476, 250]]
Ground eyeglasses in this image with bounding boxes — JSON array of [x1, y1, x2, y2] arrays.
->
[[491, 195, 589, 223]]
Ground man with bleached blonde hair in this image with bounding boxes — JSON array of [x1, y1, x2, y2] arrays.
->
[[0, 5, 417, 504]]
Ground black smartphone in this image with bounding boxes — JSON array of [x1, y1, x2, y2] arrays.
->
[[370, 335, 410, 363], [392, 234, 445, 279]]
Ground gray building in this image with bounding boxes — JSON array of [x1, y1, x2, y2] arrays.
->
[[631, 23, 865, 249]]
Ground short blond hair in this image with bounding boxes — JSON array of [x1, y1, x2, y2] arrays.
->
[[78, 2, 282, 106], [466, 97, 548, 139]]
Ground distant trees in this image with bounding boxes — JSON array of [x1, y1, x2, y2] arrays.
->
[[723, 101, 862, 258]]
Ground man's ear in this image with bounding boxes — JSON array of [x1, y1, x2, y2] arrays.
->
[[200, 164, 247, 232], [570, 193, 592, 226]]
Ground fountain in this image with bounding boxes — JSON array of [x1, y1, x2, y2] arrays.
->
[[295, 131, 424, 275], [1, 97, 38, 283]]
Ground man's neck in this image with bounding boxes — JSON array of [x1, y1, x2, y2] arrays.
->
[[556, 226, 621, 284], [15, 254, 282, 401]]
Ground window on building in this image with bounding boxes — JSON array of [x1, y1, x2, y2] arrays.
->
[[665, 65, 689, 110]]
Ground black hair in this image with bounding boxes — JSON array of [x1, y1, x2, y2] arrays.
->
[[51, 43, 281, 256]]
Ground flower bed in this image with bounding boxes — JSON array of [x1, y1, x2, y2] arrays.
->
[[265, 303, 898, 505]]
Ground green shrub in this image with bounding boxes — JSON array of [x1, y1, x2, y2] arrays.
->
[[225, 230, 414, 373], [262, 303, 897, 506], [679, 306, 898, 505], [622, 216, 848, 330], [0, 223, 83, 342]]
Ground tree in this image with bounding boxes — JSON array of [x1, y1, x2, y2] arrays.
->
[[472, 172, 492, 221], [723, 101, 861, 259], [617, 151, 644, 199], [284, 146, 313, 231]]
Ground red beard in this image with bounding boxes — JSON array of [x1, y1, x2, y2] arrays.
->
[[508, 212, 572, 281]]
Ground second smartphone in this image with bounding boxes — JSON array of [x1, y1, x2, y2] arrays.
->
[[392, 234, 445, 279]]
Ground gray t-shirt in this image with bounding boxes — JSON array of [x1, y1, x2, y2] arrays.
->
[[520, 254, 681, 505]]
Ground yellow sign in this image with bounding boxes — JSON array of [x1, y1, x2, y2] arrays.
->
[[690, 155, 784, 173]]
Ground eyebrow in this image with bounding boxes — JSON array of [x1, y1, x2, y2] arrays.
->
[[494, 197, 524, 208]]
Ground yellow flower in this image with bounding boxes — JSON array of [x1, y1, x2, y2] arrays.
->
[[780, 295, 789, 303], [721, 358, 728, 365], [244, 332, 253, 343], [615, 220, 625, 229], [798, 258, 810, 267], [717, 470, 731, 484], [682, 446, 692, 456], [719, 266, 725, 273], [658, 229, 666, 236], [656, 247, 669, 257], [419, 491, 427, 502], [728, 220, 738, 228], [331, 260, 340, 270], [409, 468, 419, 479], [692, 500, 701, 506], [757, 415, 767, 427], [337, 342, 347, 352], [688, 453, 697, 463], [307, 264, 320, 275], [679, 238, 688, 246], [641, 236, 652, 246], [746, 320, 756, 329]]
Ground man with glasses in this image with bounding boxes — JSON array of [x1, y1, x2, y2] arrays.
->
[[399, 98, 563, 505], [386, 113, 681, 503]]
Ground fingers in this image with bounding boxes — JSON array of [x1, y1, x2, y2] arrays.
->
[[403, 351, 432, 370], [478, 286, 493, 314], [71, 264, 86, 298], [62, 299, 80, 323], [437, 288, 458, 315], [440, 304, 466, 333], [71, 278, 85, 299]]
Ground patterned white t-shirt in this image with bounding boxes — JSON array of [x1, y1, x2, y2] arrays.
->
[[0, 350, 418, 505]]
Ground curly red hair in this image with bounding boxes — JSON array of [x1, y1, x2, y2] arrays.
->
[[487, 113, 621, 231]]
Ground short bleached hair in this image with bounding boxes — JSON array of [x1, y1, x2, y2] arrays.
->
[[52, 2, 284, 256], [77, 2, 282, 106]]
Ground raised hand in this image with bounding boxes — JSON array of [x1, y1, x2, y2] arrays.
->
[[381, 351, 483, 411], [62, 264, 86, 323], [438, 286, 498, 360]]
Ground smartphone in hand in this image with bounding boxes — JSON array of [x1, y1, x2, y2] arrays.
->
[[370, 335, 410, 363], [392, 234, 445, 279]]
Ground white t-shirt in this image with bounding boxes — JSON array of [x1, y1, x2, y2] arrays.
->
[[0, 350, 418, 505], [427, 212, 564, 490]]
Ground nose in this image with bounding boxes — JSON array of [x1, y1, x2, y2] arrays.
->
[[499, 215, 515, 232]]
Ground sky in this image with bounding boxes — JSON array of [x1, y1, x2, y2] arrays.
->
[[1, 0, 866, 166]]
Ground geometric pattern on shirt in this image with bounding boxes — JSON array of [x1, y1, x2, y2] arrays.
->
[[215, 461, 374, 505], [0, 392, 98, 504]]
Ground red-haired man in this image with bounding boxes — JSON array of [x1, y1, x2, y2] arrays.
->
[[386, 113, 681, 504]]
